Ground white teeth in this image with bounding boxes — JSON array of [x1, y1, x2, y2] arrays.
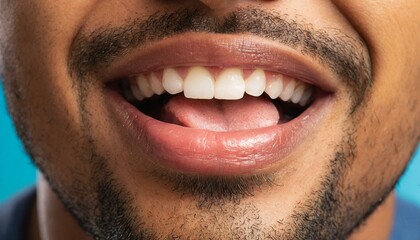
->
[[265, 75, 284, 99], [299, 87, 313, 106], [184, 66, 215, 99], [245, 69, 266, 97], [162, 68, 183, 94], [129, 78, 144, 101], [136, 75, 154, 98], [291, 84, 306, 104], [215, 68, 245, 100], [127, 66, 314, 105], [149, 73, 165, 95], [279, 78, 296, 101]]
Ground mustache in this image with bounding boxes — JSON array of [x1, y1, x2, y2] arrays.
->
[[68, 8, 372, 111]]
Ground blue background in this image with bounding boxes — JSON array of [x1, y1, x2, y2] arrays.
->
[[1, 82, 419, 205]]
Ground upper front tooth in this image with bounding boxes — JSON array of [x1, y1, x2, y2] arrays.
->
[[215, 68, 245, 100], [245, 69, 266, 97], [291, 83, 306, 104], [265, 75, 284, 99], [163, 68, 183, 94], [136, 75, 154, 98], [279, 78, 296, 101], [149, 73, 165, 95], [184, 66, 215, 99]]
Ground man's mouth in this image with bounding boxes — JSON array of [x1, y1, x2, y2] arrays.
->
[[121, 66, 314, 132], [104, 34, 333, 175]]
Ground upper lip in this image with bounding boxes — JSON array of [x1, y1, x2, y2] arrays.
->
[[100, 32, 339, 93]]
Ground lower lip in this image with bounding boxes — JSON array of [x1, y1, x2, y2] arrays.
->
[[108, 90, 331, 176]]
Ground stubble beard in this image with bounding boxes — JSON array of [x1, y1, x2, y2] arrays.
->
[[37, 120, 394, 240]]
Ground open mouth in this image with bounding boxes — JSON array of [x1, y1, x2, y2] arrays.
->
[[103, 34, 333, 175], [117, 66, 315, 132]]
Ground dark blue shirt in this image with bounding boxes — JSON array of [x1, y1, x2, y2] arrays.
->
[[1, 188, 420, 240], [391, 197, 420, 240], [0, 188, 35, 240]]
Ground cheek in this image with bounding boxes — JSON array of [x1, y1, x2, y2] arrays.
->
[[0, 0, 104, 191], [340, 72, 419, 209], [332, 0, 420, 191]]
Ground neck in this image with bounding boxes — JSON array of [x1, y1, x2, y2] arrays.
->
[[31, 174, 395, 240], [31, 175, 90, 240], [349, 193, 395, 240]]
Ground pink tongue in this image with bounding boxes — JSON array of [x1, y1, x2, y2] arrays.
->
[[161, 95, 280, 131]]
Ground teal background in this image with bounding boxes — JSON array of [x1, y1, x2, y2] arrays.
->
[[1, 82, 419, 205]]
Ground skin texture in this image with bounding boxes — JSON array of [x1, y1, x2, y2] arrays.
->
[[1, 0, 419, 239]]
